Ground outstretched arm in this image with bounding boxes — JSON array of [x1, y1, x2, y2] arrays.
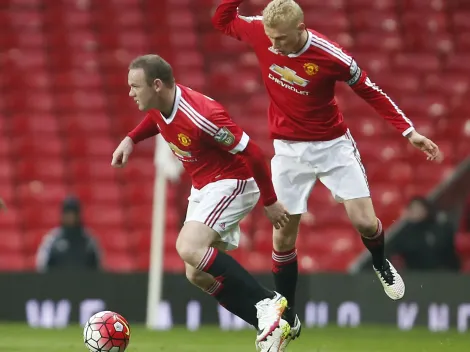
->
[[212, 0, 262, 44], [334, 48, 440, 160], [112, 114, 160, 168], [127, 113, 159, 143]]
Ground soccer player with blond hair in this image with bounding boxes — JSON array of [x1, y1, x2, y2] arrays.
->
[[213, 0, 440, 349]]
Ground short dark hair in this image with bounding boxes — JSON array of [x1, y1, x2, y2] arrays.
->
[[129, 54, 175, 87]]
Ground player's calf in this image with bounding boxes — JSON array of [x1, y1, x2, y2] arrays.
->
[[177, 220, 286, 337], [344, 198, 405, 300], [343, 198, 385, 268], [272, 214, 301, 326], [185, 263, 261, 329]]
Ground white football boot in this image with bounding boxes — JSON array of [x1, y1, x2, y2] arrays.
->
[[374, 259, 405, 300], [255, 292, 288, 342], [279, 314, 301, 351], [256, 319, 291, 352]]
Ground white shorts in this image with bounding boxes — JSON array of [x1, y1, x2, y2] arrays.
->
[[271, 130, 370, 214], [185, 178, 260, 250]]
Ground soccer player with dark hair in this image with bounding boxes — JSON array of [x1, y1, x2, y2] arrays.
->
[[212, 0, 441, 349], [112, 54, 291, 350]]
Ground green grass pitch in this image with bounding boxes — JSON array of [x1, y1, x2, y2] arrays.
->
[[0, 324, 466, 351]]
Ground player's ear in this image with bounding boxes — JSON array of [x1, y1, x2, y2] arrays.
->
[[153, 78, 163, 92], [297, 22, 306, 32]]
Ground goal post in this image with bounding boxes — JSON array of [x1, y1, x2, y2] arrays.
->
[[146, 135, 183, 329]]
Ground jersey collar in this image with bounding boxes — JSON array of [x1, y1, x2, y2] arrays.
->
[[160, 85, 182, 124], [288, 30, 312, 58]]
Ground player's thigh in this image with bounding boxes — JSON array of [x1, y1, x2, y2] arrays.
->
[[184, 178, 259, 250], [318, 131, 370, 203], [176, 220, 220, 262], [271, 140, 316, 215]]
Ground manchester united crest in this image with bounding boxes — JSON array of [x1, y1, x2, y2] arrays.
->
[[303, 62, 319, 76], [177, 133, 191, 146]]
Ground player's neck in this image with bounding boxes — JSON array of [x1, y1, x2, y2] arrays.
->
[[159, 85, 177, 119], [293, 30, 309, 55]]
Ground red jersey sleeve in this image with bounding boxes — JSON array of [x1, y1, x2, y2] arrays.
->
[[212, 0, 263, 45], [127, 113, 159, 143], [204, 111, 250, 153], [204, 112, 277, 206], [332, 47, 415, 137]]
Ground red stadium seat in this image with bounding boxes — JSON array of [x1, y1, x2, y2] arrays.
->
[[0, 230, 24, 252], [12, 136, 64, 158], [11, 114, 59, 135], [103, 252, 137, 272], [72, 182, 123, 205], [0, 254, 28, 271], [0, 162, 14, 181], [69, 159, 120, 183], [16, 159, 66, 182], [350, 11, 399, 32], [66, 136, 116, 158], [122, 182, 154, 204], [62, 113, 111, 136], [0, 182, 16, 204], [394, 53, 440, 73], [402, 0, 446, 11], [21, 205, 61, 230], [16, 182, 69, 205], [83, 205, 125, 228], [346, 0, 396, 10]]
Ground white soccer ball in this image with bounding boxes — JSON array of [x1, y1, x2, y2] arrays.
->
[[83, 311, 131, 352]]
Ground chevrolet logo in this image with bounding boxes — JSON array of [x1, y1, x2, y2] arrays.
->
[[169, 142, 191, 158], [269, 64, 309, 87]]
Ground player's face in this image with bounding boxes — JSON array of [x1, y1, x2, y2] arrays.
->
[[128, 68, 158, 111], [264, 22, 306, 55], [406, 201, 429, 223]]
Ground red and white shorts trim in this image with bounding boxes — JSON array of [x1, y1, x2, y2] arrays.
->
[[271, 130, 370, 214], [185, 178, 259, 250]]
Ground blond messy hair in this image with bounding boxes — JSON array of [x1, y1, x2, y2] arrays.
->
[[262, 0, 304, 28]]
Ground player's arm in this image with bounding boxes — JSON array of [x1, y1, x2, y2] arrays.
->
[[335, 51, 439, 160], [212, 0, 262, 44], [127, 113, 159, 143], [112, 114, 160, 168], [207, 113, 277, 206], [206, 112, 289, 228]]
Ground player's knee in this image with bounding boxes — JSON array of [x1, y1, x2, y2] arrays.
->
[[273, 215, 300, 251], [175, 237, 200, 265], [185, 267, 205, 286], [352, 216, 377, 237]]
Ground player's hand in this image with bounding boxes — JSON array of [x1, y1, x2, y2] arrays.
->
[[111, 136, 134, 168], [406, 130, 441, 162], [0, 198, 6, 212], [264, 201, 290, 229]]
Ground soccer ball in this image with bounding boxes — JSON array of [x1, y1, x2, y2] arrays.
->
[[83, 311, 131, 352]]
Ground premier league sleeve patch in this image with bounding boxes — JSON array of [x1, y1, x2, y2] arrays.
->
[[214, 127, 236, 147], [347, 59, 362, 86]]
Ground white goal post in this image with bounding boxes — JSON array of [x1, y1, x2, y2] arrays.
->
[[146, 135, 183, 328]]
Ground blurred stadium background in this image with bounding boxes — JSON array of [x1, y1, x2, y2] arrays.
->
[[1, 0, 470, 350]]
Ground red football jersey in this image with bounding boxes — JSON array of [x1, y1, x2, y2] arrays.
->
[[133, 85, 252, 189], [213, 0, 415, 142]]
